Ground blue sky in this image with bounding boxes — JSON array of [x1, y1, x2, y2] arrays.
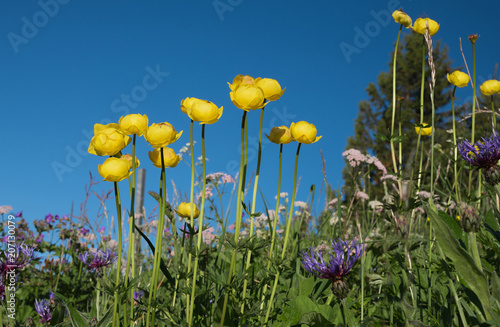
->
[[2, 0, 500, 234]]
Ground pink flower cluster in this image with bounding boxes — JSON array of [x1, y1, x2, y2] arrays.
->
[[206, 172, 235, 184], [342, 149, 387, 175]]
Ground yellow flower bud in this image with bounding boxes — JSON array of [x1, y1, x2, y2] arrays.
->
[[230, 84, 266, 111], [480, 80, 500, 96], [98, 157, 131, 182], [119, 114, 149, 136], [175, 202, 200, 219], [415, 123, 433, 136], [180, 97, 201, 114], [266, 126, 293, 144], [290, 121, 322, 144], [447, 71, 469, 88], [228, 74, 255, 91], [392, 10, 412, 28], [254, 78, 285, 101], [148, 147, 180, 168], [187, 99, 223, 124], [121, 154, 140, 169], [88, 127, 131, 156], [412, 18, 439, 36], [144, 122, 183, 148]]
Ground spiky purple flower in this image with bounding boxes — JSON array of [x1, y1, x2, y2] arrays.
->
[[134, 290, 144, 301], [0, 242, 38, 275], [79, 248, 118, 277], [35, 299, 52, 323], [301, 239, 363, 299], [458, 134, 500, 185]]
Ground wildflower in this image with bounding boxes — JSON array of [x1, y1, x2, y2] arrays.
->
[[98, 157, 132, 182], [184, 98, 223, 124], [119, 114, 149, 136], [392, 9, 412, 28], [480, 80, 500, 96], [35, 299, 52, 323], [144, 122, 182, 148], [79, 249, 118, 277], [196, 186, 213, 201], [415, 123, 433, 136], [275, 192, 289, 200], [134, 290, 144, 302], [35, 234, 44, 243], [294, 201, 308, 209], [122, 154, 140, 169], [0, 206, 13, 215], [355, 191, 369, 201], [458, 134, 500, 185], [15, 211, 22, 217], [230, 84, 266, 111], [202, 227, 216, 244], [0, 242, 38, 274], [328, 198, 338, 209], [88, 124, 131, 156], [461, 205, 481, 233], [468, 34, 479, 44], [301, 239, 363, 299], [447, 71, 469, 88], [80, 227, 90, 236], [175, 202, 200, 219], [254, 77, 285, 101], [290, 121, 322, 144], [206, 172, 235, 184], [228, 74, 255, 91], [266, 125, 294, 144], [412, 17, 439, 36], [148, 147, 180, 168]]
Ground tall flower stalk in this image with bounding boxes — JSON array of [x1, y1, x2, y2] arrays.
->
[[112, 182, 123, 327]]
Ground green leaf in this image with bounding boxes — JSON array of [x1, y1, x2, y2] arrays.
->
[[96, 305, 114, 327], [437, 210, 463, 239], [490, 271, 500, 310], [51, 292, 88, 327], [426, 203, 492, 318]]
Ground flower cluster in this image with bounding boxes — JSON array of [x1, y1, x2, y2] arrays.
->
[[342, 149, 387, 175], [79, 248, 118, 277]]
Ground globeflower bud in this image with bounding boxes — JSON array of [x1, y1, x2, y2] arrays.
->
[[144, 122, 183, 148], [122, 154, 140, 169], [392, 9, 412, 28], [229, 84, 266, 111], [415, 123, 433, 136], [447, 71, 470, 88], [119, 114, 149, 136], [254, 78, 285, 101], [98, 157, 131, 182], [175, 202, 200, 219], [461, 205, 481, 233], [88, 127, 131, 156], [148, 147, 180, 168], [480, 80, 500, 96], [412, 18, 439, 36], [290, 121, 322, 144], [187, 99, 223, 124], [266, 126, 293, 144], [180, 97, 201, 115]]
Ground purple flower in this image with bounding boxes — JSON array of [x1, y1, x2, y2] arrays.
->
[[301, 239, 363, 299], [45, 214, 53, 224], [0, 242, 38, 275], [35, 299, 52, 323], [36, 234, 44, 243], [98, 227, 105, 234], [80, 227, 90, 236], [459, 134, 500, 185], [15, 211, 22, 218], [134, 290, 144, 301], [79, 248, 118, 277]]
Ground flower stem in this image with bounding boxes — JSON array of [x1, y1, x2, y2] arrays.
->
[[492, 95, 496, 133], [469, 232, 482, 271], [390, 25, 403, 191], [189, 124, 207, 325], [451, 87, 460, 205], [185, 119, 196, 321], [112, 181, 123, 327], [220, 111, 247, 327], [468, 42, 477, 195]]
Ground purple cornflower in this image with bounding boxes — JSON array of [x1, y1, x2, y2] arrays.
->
[[458, 134, 500, 185], [79, 248, 118, 277], [0, 242, 38, 275], [134, 290, 144, 302], [35, 299, 52, 323], [301, 239, 363, 299]]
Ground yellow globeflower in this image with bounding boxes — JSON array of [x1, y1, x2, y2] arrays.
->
[[119, 114, 149, 136], [412, 18, 439, 36], [415, 123, 433, 136], [228, 74, 255, 91], [88, 127, 131, 156], [144, 122, 183, 148], [175, 202, 200, 219], [122, 154, 140, 169], [266, 126, 293, 144], [447, 71, 469, 88], [180, 97, 201, 114], [254, 78, 285, 101], [187, 99, 223, 124], [148, 147, 180, 168], [392, 9, 412, 28], [480, 80, 500, 96], [290, 121, 322, 144], [98, 157, 132, 182], [230, 84, 265, 111]]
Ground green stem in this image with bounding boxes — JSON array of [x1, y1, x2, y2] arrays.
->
[[492, 95, 496, 132], [469, 232, 482, 271], [220, 110, 247, 327], [390, 25, 403, 186], [112, 181, 123, 327], [451, 87, 460, 205], [265, 143, 302, 323], [468, 42, 477, 195], [189, 124, 207, 325], [185, 119, 196, 320]]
